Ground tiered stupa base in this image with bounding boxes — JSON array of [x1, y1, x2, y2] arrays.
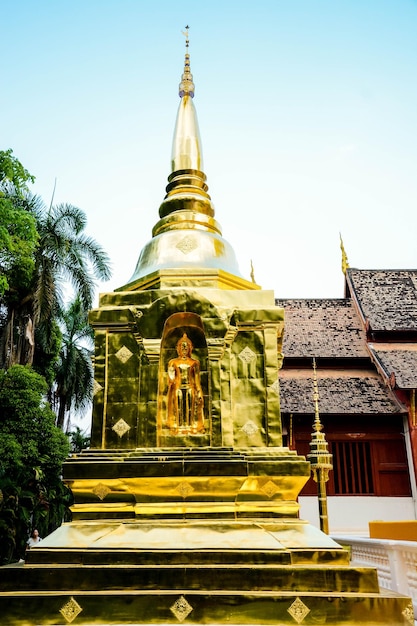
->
[[0, 449, 412, 625]]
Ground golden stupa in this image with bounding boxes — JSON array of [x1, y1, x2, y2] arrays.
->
[[0, 30, 412, 626]]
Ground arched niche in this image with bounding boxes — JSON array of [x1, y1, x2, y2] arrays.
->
[[157, 312, 210, 446]]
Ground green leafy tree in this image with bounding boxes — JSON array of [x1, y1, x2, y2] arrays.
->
[[33, 317, 62, 389], [1, 194, 111, 378], [69, 426, 91, 453], [0, 149, 35, 190], [0, 365, 71, 563], [53, 297, 95, 431], [0, 150, 38, 298]]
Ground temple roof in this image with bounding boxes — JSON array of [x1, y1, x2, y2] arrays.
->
[[278, 295, 407, 415], [369, 345, 417, 389], [279, 370, 404, 414], [347, 269, 417, 332], [276, 299, 368, 359]]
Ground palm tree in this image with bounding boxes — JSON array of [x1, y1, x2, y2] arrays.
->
[[1, 198, 111, 369], [53, 297, 95, 431]]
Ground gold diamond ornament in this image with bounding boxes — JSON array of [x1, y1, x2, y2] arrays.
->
[[93, 379, 103, 396], [270, 379, 280, 394], [60, 597, 83, 623], [238, 345, 256, 364], [93, 483, 111, 501], [112, 418, 131, 438], [261, 480, 279, 498], [176, 235, 198, 255], [175, 481, 194, 499], [170, 595, 194, 622], [287, 597, 310, 624], [115, 345, 133, 363], [241, 420, 259, 437]]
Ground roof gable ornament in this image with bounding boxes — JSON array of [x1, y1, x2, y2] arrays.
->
[[340, 233, 350, 275]]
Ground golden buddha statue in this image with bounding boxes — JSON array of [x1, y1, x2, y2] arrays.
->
[[167, 333, 204, 435]]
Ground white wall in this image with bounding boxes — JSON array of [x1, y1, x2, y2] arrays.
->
[[299, 496, 417, 536]]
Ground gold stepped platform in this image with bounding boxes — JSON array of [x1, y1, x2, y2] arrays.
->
[[0, 520, 412, 626], [0, 519, 413, 625], [0, 449, 412, 624], [63, 448, 311, 521], [0, 589, 412, 626]]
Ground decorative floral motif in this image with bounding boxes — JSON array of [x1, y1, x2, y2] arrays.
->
[[93, 380, 103, 396], [112, 418, 131, 438], [93, 483, 111, 501], [287, 597, 310, 624], [238, 346, 256, 364], [59, 597, 83, 623], [115, 345, 133, 364], [241, 420, 259, 437], [170, 596, 194, 622], [175, 482, 194, 499], [261, 480, 279, 498], [269, 379, 280, 394], [176, 236, 198, 255]]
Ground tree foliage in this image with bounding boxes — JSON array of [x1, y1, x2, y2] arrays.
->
[[69, 426, 91, 453], [53, 297, 95, 431], [0, 149, 35, 190], [0, 149, 111, 428], [1, 197, 111, 370], [0, 365, 72, 563], [0, 149, 112, 562], [0, 151, 38, 297]]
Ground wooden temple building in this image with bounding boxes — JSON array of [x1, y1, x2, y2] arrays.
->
[[278, 268, 417, 533]]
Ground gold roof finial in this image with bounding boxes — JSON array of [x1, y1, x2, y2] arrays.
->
[[179, 25, 195, 98], [340, 233, 350, 275], [250, 260, 256, 284]]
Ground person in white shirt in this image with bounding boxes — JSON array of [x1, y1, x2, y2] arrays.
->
[[26, 529, 42, 549]]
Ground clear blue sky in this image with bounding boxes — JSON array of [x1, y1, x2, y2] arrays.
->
[[2, 0, 417, 299]]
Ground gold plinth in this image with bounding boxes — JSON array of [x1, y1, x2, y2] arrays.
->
[[64, 448, 310, 521], [1, 516, 413, 625], [0, 449, 412, 625]]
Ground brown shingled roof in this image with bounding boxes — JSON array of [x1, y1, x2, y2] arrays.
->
[[370, 346, 417, 389], [347, 269, 417, 332], [279, 370, 404, 414], [276, 299, 368, 358]]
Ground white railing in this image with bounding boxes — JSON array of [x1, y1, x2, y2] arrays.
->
[[333, 535, 417, 619]]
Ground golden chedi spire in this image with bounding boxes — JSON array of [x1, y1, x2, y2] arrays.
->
[[121, 27, 257, 292], [172, 26, 200, 171]]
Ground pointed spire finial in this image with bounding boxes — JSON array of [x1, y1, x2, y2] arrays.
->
[[179, 25, 195, 98], [250, 260, 256, 284], [308, 357, 333, 534], [182, 25, 190, 47], [339, 233, 350, 275], [312, 358, 323, 433]]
